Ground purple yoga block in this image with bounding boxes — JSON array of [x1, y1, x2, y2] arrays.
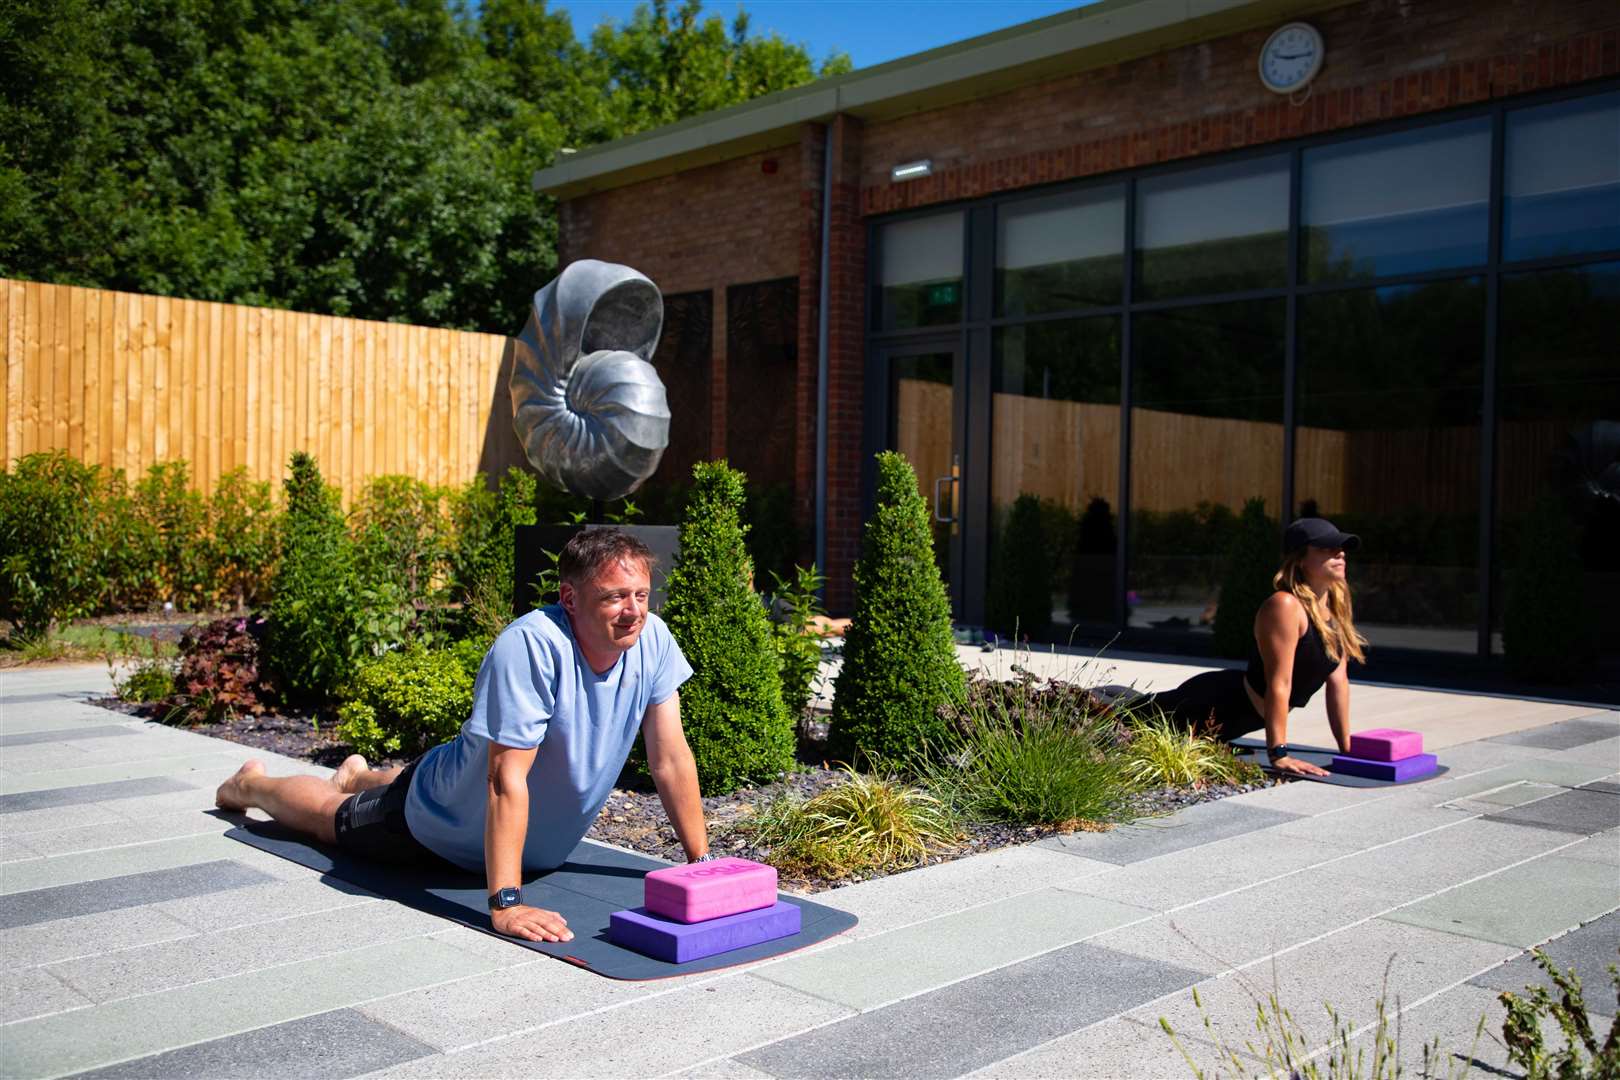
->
[[1348, 728, 1423, 762], [1330, 752, 1439, 782], [609, 901, 801, 963]]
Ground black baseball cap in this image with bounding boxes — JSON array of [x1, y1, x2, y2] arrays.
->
[[1284, 517, 1360, 553]]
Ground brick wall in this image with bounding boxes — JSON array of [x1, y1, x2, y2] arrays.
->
[[821, 114, 867, 611]]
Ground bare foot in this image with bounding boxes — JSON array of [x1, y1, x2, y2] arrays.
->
[[215, 760, 266, 811], [331, 754, 369, 794]]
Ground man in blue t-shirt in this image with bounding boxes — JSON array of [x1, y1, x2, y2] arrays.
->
[[215, 529, 710, 943]]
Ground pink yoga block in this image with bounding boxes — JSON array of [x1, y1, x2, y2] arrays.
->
[[644, 857, 777, 924], [1349, 728, 1423, 762]]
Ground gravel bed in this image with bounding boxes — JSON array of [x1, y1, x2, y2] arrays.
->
[[94, 697, 1273, 893]]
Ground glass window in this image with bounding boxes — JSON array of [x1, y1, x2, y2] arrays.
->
[[878, 212, 964, 330], [1135, 156, 1289, 299], [888, 351, 956, 587], [1494, 261, 1620, 661], [995, 186, 1125, 315], [1303, 118, 1490, 282], [1128, 300, 1285, 635], [1504, 92, 1620, 262], [989, 319, 1121, 636], [1295, 278, 1486, 654]]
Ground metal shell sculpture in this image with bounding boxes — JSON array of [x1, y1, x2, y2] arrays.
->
[[510, 260, 670, 501]]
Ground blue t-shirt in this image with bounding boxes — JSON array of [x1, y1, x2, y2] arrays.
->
[[404, 606, 693, 873]]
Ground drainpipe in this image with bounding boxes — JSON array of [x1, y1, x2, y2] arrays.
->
[[814, 122, 832, 584]]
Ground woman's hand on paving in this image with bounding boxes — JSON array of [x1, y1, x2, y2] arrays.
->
[[1273, 755, 1331, 779], [492, 904, 573, 942]]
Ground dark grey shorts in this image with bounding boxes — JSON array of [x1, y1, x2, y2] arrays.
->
[[332, 760, 448, 867]]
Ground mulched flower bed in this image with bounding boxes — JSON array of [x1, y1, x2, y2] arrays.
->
[[94, 697, 1271, 893]]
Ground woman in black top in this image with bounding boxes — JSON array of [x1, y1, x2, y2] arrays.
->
[[1150, 518, 1369, 778]]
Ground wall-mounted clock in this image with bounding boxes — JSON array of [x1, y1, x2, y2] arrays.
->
[[1259, 22, 1325, 95]]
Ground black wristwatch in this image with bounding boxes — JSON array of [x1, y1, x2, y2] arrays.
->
[[1267, 743, 1289, 762], [488, 887, 523, 911]]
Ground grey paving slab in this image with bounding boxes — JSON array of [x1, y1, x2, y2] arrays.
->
[[1086, 874, 1395, 977], [0, 832, 295, 894], [0, 726, 137, 747], [1037, 800, 1304, 865], [1468, 911, 1620, 998], [3, 737, 235, 776], [14, 808, 233, 858], [1134, 919, 1519, 1054], [69, 1007, 438, 1080], [1559, 829, 1620, 866], [0, 744, 96, 772], [817, 844, 1116, 940], [1584, 779, 1620, 795], [670, 1059, 777, 1080], [738, 940, 1201, 1080], [0, 775, 195, 814], [1, 965, 93, 1025], [0, 750, 245, 794], [366, 973, 853, 1079], [1441, 779, 1569, 811], [0, 936, 497, 1079], [1070, 830, 1346, 913], [0, 833, 39, 863], [1266, 798, 1472, 851], [0, 905, 197, 968], [1384, 855, 1620, 947], [1495, 758, 1620, 789], [1483, 787, 1620, 836], [46, 898, 441, 1004], [965, 1015, 1254, 1079], [1487, 714, 1620, 750], [1221, 778, 1388, 816], [154, 874, 380, 931], [1557, 735, 1620, 767], [1309, 817, 1580, 906], [0, 801, 129, 837], [0, 859, 272, 930], [754, 887, 1154, 1011]]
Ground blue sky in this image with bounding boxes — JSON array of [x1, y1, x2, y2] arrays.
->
[[560, 1, 1094, 71]]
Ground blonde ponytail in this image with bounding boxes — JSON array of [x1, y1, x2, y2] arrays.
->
[[1273, 553, 1368, 665]]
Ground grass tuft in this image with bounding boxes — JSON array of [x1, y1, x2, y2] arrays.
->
[[1122, 708, 1265, 789]]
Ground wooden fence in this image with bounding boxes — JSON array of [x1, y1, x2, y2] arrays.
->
[[2, 279, 527, 500]]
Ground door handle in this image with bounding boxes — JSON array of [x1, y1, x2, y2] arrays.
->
[[933, 475, 955, 523]]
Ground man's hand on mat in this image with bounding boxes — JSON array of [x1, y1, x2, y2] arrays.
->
[[492, 905, 573, 942], [1274, 755, 1330, 778]]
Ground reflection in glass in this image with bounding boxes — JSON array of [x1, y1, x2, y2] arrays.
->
[[889, 352, 956, 588], [1135, 156, 1288, 299], [988, 319, 1121, 635], [1295, 279, 1486, 653], [1303, 118, 1490, 282], [1129, 300, 1284, 633], [1495, 261, 1620, 660], [1504, 92, 1620, 262], [879, 213, 964, 330], [996, 186, 1125, 315]]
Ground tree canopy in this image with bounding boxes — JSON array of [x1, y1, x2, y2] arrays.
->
[[0, 0, 850, 332]]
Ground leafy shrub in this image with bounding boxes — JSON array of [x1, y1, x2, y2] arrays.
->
[[335, 645, 476, 759], [0, 451, 108, 640], [765, 563, 827, 724], [987, 493, 1053, 640], [1122, 710, 1261, 789], [919, 673, 1132, 827], [661, 460, 795, 794], [1499, 947, 1619, 1080], [133, 461, 210, 609], [95, 468, 164, 612], [745, 481, 802, 586], [164, 615, 276, 723], [112, 649, 177, 703], [1211, 496, 1277, 659], [743, 767, 958, 882], [206, 468, 278, 610], [828, 451, 965, 768], [1503, 496, 1597, 682], [449, 467, 537, 621], [353, 475, 451, 616]]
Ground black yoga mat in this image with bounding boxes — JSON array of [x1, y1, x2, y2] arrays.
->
[[1229, 738, 1449, 787], [226, 820, 857, 980]]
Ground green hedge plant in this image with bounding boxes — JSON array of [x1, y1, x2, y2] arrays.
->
[[335, 645, 477, 759], [766, 563, 827, 725], [450, 467, 537, 635], [0, 451, 108, 640], [661, 460, 795, 794], [353, 475, 451, 619], [94, 468, 164, 612], [205, 468, 278, 610], [828, 451, 965, 767], [1211, 496, 1277, 659], [133, 461, 211, 610], [987, 492, 1053, 641]]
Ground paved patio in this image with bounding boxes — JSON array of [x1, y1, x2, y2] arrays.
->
[[1, 659, 1615, 1079]]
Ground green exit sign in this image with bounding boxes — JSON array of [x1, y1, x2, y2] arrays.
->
[[925, 282, 960, 307]]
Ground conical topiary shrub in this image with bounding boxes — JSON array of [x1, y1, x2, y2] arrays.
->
[[661, 460, 795, 794], [828, 451, 966, 767], [1503, 495, 1596, 682], [987, 493, 1052, 640], [1211, 497, 1277, 659]]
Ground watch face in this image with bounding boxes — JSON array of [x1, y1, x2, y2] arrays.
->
[[1260, 23, 1323, 93]]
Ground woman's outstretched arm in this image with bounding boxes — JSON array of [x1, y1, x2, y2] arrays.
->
[[1324, 658, 1351, 753], [1254, 592, 1329, 777]]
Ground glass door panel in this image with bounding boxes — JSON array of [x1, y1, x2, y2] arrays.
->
[[887, 349, 960, 600]]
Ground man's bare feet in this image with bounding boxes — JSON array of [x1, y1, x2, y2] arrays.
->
[[331, 754, 369, 794], [215, 759, 266, 811]]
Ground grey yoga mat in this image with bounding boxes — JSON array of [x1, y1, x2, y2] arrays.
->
[[1228, 738, 1449, 786], [225, 820, 857, 980]]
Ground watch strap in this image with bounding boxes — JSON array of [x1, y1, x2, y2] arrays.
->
[[488, 886, 523, 910], [1266, 743, 1289, 762]]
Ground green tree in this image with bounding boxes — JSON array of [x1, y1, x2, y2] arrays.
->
[[0, 452, 108, 640], [1211, 497, 1278, 659], [661, 460, 794, 794], [828, 452, 965, 767]]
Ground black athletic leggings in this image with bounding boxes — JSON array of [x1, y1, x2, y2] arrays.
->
[[1150, 669, 1265, 744]]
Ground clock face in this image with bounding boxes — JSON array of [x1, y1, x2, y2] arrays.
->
[[1260, 23, 1324, 94]]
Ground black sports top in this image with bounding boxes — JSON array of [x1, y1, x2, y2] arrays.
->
[[1244, 595, 1339, 708]]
